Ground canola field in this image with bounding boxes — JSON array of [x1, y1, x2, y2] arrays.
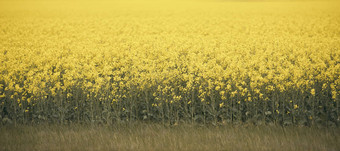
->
[[0, 0, 339, 126]]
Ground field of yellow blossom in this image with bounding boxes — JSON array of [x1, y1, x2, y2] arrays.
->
[[0, 0, 339, 126]]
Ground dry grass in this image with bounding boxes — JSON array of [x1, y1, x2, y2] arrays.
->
[[0, 123, 339, 151]]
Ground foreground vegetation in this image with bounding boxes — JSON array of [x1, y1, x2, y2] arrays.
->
[[0, 123, 339, 151], [0, 0, 339, 126]]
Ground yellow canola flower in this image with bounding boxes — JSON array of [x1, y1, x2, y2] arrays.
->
[[294, 104, 298, 109], [311, 89, 315, 96], [219, 102, 224, 108]]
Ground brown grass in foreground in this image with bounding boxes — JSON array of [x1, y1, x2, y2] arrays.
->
[[0, 123, 339, 151]]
